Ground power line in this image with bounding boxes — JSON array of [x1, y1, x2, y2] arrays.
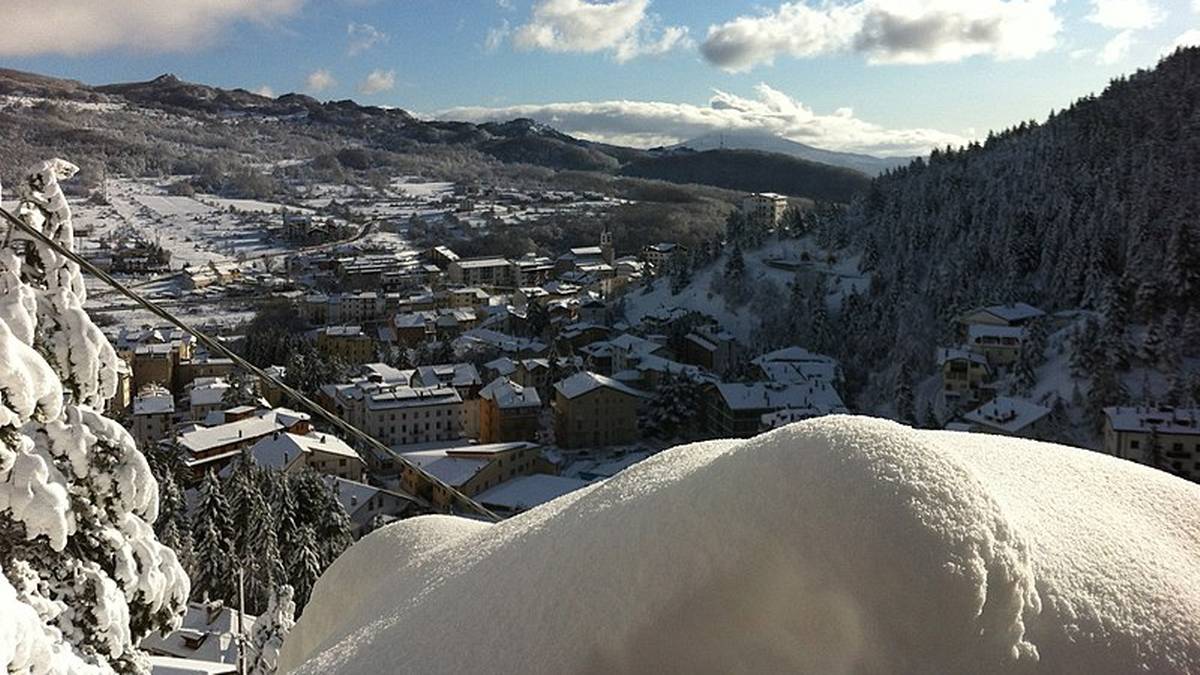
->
[[0, 204, 500, 522]]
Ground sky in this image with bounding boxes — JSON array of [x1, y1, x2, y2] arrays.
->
[[4, 0, 1200, 156]]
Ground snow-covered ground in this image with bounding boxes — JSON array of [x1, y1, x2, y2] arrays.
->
[[623, 237, 868, 343], [281, 416, 1200, 674]]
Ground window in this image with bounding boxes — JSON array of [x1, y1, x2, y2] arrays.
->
[[1130, 440, 1141, 450]]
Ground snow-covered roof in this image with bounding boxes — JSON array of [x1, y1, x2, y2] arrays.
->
[[141, 601, 256, 665], [1103, 407, 1200, 436], [282, 416, 1200, 675], [608, 333, 663, 357], [480, 377, 542, 409], [177, 408, 309, 455], [413, 363, 481, 389], [456, 328, 546, 355], [249, 431, 362, 471], [188, 380, 230, 408], [147, 655, 237, 675], [483, 356, 518, 377], [325, 476, 417, 516], [365, 386, 461, 412], [422, 457, 490, 487], [972, 302, 1045, 323], [964, 396, 1051, 434], [714, 381, 845, 413], [455, 256, 510, 269], [935, 347, 989, 367], [554, 371, 649, 400], [134, 390, 175, 415], [967, 324, 1026, 340], [476, 474, 591, 513]]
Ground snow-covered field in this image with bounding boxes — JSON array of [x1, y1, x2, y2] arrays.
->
[[281, 416, 1200, 674]]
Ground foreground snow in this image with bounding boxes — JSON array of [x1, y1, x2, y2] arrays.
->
[[280, 416, 1200, 674]]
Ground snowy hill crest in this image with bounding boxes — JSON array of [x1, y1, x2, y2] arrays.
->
[[281, 416, 1200, 674]]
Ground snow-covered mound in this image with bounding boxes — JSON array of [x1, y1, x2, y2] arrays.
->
[[279, 416, 1200, 674]]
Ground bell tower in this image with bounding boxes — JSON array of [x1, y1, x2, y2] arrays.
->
[[599, 224, 615, 266]]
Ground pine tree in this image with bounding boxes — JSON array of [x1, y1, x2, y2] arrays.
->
[[289, 525, 323, 611], [1139, 320, 1164, 366], [0, 159, 188, 673], [894, 362, 916, 424], [724, 243, 746, 281], [247, 585, 296, 675], [193, 470, 235, 602]]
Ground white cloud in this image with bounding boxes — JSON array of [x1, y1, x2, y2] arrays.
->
[[1086, 0, 1164, 30], [438, 83, 967, 157], [359, 69, 396, 95], [347, 22, 388, 56], [700, 0, 1061, 72], [1167, 29, 1200, 51], [0, 0, 303, 56], [1097, 29, 1135, 64], [253, 85, 276, 98], [512, 0, 689, 62], [485, 20, 512, 52], [306, 69, 336, 93]]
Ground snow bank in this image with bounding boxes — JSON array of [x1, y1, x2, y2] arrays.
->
[[281, 416, 1200, 674]]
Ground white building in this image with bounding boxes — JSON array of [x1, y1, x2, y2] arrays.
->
[[249, 430, 366, 481], [740, 192, 788, 229], [132, 384, 175, 449]]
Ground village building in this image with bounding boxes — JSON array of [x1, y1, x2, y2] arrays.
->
[[186, 377, 231, 421], [131, 384, 175, 450], [707, 380, 847, 438], [681, 324, 739, 375], [175, 407, 313, 472], [740, 192, 789, 229], [965, 324, 1026, 367], [475, 474, 590, 518], [961, 396, 1052, 438], [448, 256, 513, 287], [936, 347, 994, 404], [395, 441, 543, 509], [641, 242, 686, 271], [249, 430, 366, 481], [316, 325, 375, 363], [326, 477, 421, 538], [1103, 406, 1200, 479], [553, 372, 649, 449], [478, 377, 542, 443], [142, 602, 255, 666]]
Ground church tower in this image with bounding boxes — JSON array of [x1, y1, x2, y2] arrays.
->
[[599, 224, 615, 266]]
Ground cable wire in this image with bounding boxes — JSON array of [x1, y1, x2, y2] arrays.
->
[[0, 205, 500, 522]]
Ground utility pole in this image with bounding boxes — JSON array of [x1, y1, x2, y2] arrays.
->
[[237, 566, 247, 675]]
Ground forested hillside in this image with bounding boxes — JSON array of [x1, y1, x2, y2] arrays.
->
[[621, 148, 871, 202], [827, 47, 1200, 418]]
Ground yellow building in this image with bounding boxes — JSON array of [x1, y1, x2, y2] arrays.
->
[[935, 347, 992, 402], [397, 442, 542, 510], [479, 377, 542, 443], [317, 325, 375, 364], [553, 371, 648, 449], [1103, 406, 1200, 480]]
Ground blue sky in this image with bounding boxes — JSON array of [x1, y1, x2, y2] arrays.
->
[[5, 1, 1199, 155]]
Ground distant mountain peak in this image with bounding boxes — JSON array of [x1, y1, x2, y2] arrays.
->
[[671, 129, 913, 177]]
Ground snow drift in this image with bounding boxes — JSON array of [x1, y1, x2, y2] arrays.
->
[[280, 416, 1200, 674]]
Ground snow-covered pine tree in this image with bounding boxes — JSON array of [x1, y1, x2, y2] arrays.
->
[[247, 584, 296, 675], [289, 524, 323, 611], [0, 159, 188, 673], [193, 470, 234, 602]]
